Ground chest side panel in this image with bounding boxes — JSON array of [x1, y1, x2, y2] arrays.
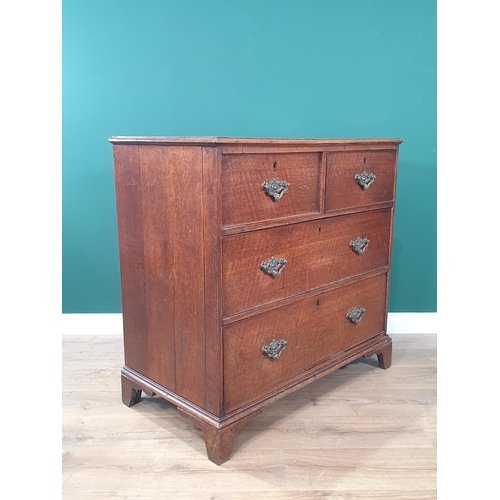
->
[[115, 144, 207, 408], [113, 145, 149, 377]]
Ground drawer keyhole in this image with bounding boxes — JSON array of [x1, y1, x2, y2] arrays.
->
[[363, 157, 366, 163], [316, 299, 320, 308], [273, 161, 277, 171], [318, 226, 321, 234]]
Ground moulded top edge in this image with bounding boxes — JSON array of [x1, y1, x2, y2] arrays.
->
[[108, 136, 404, 146]]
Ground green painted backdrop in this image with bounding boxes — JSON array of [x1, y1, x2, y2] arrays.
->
[[62, 0, 436, 313]]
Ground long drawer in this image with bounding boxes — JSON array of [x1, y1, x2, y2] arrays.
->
[[224, 273, 388, 412], [222, 209, 391, 316], [222, 152, 321, 227]]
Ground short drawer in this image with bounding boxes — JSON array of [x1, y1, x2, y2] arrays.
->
[[222, 152, 321, 227], [325, 150, 397, 212], [222, 209, 391, 316], [224, 273, 387, 412]]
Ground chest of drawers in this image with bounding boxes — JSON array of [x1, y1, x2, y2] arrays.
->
[[110, 136, 402, 465]]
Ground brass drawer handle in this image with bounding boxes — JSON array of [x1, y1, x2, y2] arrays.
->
[[260, 256, 287, 278], [262, 338, 287, 360], [262, 178, 289, 201], [350, 237, 370, 255], [346, 307, 366, 324], [354, 171, 376, 190]]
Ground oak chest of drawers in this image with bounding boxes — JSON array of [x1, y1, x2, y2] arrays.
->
[[110, 136, 402, 465]]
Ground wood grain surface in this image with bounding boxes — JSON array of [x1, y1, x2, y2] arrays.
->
[[325, 150, 398, 212], [223, 274, 388, 412], [114, 145, 208, 407], [62, 333, 436, 499], [109, 136, 403, 147], [222, 152, 321, 227], [112, 145, 149, 376], [222, 209, 391, 316]]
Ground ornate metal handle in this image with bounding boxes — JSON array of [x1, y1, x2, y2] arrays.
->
[[354, 171, 376, 190], [262, 338, 287, 360], [260, 256, 287, 278], [350, 237, 370, 255], [346, 307, 366, 324], [262, 178, 289, 201]]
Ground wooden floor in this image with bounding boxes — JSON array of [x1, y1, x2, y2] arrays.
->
[[62, 334, 436, 499]]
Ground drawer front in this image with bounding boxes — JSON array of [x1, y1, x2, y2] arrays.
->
[[222, 152, 321, 227], [224, 273, 387, 412], [325, 150, 397, 212], [222, 209, 391, 316]]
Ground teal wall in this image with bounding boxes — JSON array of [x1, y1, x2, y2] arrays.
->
[[63, 0, 436, 313]]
